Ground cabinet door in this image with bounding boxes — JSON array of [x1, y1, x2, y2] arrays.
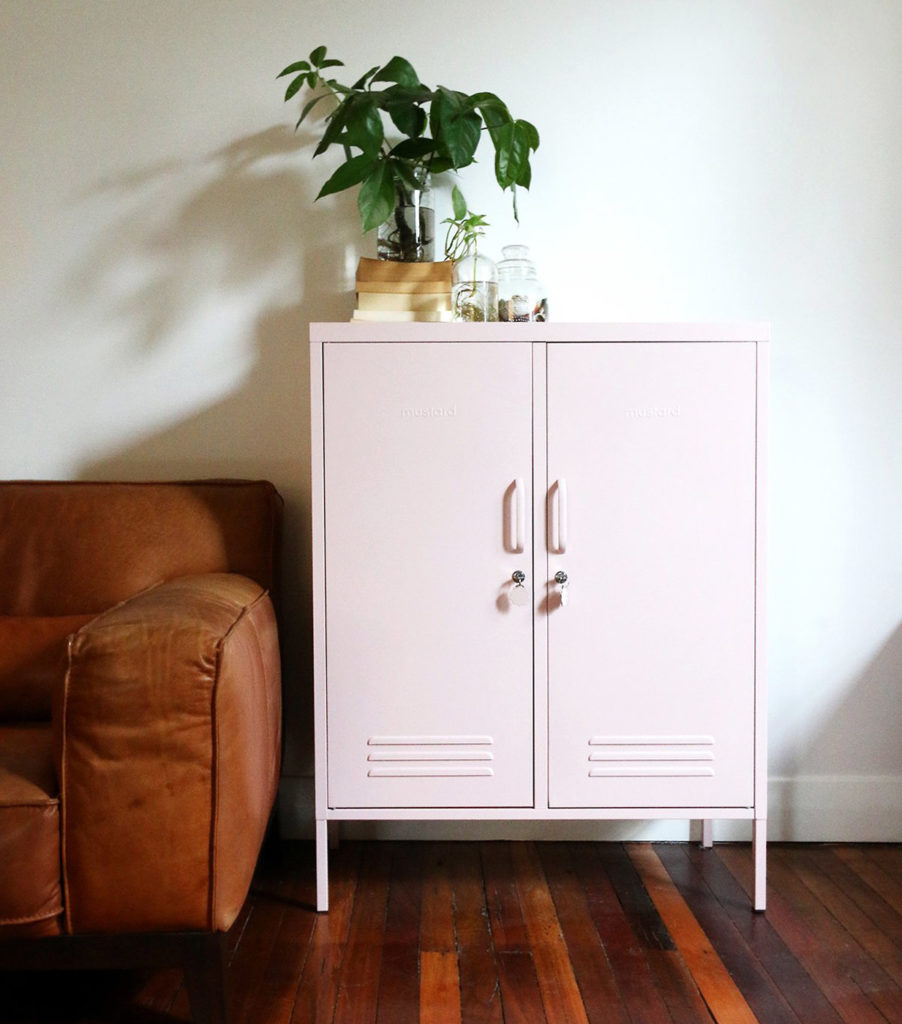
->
[[547, 342, 757, 808], [323, 342, 534, 809]]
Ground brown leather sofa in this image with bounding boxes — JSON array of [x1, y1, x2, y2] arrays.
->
[[0, 480, 283, 1023]]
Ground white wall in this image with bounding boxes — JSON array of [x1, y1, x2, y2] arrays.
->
[[2, 0, 899, 841]]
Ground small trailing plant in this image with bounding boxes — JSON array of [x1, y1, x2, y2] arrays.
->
[[444, 186, 498, 322], [278, 46, 539, 255], [443, 186, 489, 262]]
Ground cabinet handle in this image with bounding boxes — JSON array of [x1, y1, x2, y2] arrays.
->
[[511, 477, 526, 554], [550, 478, 568, 553]]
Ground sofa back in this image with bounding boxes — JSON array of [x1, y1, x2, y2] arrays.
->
[[0, 480, 281, 615], [0, 480, 282, 720]]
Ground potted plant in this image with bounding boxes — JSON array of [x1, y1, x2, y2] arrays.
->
[[278, 46, 539, 261]]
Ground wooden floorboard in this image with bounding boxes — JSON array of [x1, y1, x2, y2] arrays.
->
[[376, 842, 421, 1024], [510, 842, 590, 1024], [653, 843, 809, 1024], [835, 845, 902, 917], [534, 843, 630, 1024], [290, 842, 361, 1024], [570, 841, 676, 1024], [669, 842, 844, 1024], [629, 844, 758, 1024], [719, 844, 901, 1024], [3, 841, 902, 1024], [449, 845, 503, 1024]]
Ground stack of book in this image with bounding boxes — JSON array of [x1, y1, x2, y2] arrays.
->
[[352, 258, 453, 322]]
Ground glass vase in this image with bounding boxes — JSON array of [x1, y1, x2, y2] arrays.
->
[[376, 169, 435, 262], [452, 252, 499, 322]]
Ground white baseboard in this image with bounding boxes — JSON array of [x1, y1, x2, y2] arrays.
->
[[765, 774, 902, 842], [277, 774, 902, 843]]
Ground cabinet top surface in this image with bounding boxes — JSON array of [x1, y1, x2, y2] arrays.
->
[[310, 322, 771, 343]]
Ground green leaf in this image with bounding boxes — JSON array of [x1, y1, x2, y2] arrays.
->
[[277, 60, 310, 79], [358, 162, 396, 232], [451, 184, 467, 221], [375, 84, 430, 137], [429, 85, 462, 138], [442, 110, 481, 168], [313, 98, 351, 155], [318, 58, 343, 70], [469, 91, 511, 130], [388, 102, 427, 138], [512, 121, 538, 188], [352, 64, 381, 89], [516, 118, 540, 151], [378, 83, 432, 105], [316, 154, 378, 199], [309, 45, 328, 66], [390, 159, 423, 192], [373, 55, 420, 89], [341, 96, 384, 154], [493, 121, 534, 190], [313, 93, 382, 156], [429, 87, 480, 167], [284, 73, 308, 102], [389, 137, 436, 159], [425, 155, 455, 174], [378, 84, 432, 108], [296, 91, 330, 127]]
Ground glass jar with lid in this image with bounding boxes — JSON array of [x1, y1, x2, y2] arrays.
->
[[497, 244, 548, 322]]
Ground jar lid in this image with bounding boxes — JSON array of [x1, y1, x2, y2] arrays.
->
[[498, 244, 537, 280]]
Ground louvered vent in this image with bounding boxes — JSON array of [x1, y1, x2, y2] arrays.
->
[[366, 735, 495, 778], [587, 735, 715, 778]]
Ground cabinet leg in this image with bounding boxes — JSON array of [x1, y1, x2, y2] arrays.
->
[[700, 818, 714, 848], [753, 818, 767, 912], [316, 818, 329, 913]]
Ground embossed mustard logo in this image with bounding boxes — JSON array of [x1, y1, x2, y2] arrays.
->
[[627, 405, 681, 419], [401, 405, 457, 419]]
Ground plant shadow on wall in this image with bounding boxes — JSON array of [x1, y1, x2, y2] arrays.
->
[[70, 124, 356, 350], [69, 124, 357, 787]]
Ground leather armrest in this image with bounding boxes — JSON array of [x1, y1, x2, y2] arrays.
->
[[57, 573, 281, 934]]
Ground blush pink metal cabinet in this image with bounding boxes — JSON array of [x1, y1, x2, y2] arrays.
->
[[310, 322, 769, 913]]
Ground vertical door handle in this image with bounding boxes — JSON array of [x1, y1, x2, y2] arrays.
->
[[549, 478, 568, 554], [511, 477, 526, 554]]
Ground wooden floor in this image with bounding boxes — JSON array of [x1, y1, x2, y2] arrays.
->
[[3, 841, 902, 1024]]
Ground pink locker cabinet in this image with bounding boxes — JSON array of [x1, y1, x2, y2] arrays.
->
[[310, 322, 769, 914]]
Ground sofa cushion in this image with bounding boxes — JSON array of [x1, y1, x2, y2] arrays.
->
[[0, 724, 63, 930], [59, 573, 280, 934], [0, 615, 95, 721]]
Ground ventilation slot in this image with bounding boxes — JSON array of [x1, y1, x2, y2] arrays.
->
[[587, 735, 714, 778], [367, 735, 494, 778]]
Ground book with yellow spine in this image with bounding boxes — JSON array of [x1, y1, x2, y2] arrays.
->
[[356, 291, 452, 313]]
